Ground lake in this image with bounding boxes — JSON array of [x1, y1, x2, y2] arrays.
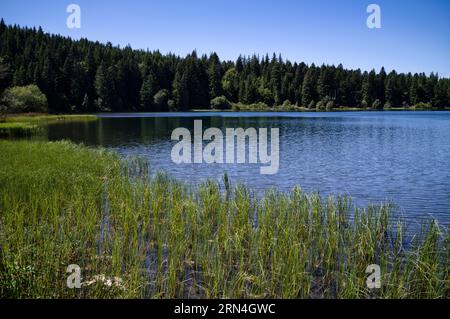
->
[[45, 111, 450, 226]]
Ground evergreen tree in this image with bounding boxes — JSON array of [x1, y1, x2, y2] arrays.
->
[[140, 72, 158, 111], [301, 66, 316, 107], [0, 55, 13, 95], [208, 52, 222, 99], [0, 23, 448, 112]]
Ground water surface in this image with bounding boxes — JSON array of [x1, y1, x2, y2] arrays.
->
[[46, 111, 450, 226]]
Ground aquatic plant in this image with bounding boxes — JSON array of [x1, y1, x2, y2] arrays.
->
[[0, 140, 448, 298], [0, 122, 40, 137]]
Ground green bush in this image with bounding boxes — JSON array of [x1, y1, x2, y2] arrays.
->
[[372, 99, 382, 110], [167, 99, 176, 111], [361, 100, 369, 109], [413, 102, 432, 109], [326, 100, 334, 111], [0, 122, 40, 137], [282, 99, 292, 107], [210, 95, 232, 110], [153, 89, 169, 110], [231, 102, 270, 111], [1, 85, 48, 113], [316, 100, 325, 111]]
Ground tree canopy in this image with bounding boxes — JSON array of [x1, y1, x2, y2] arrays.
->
[[1, 20, 449, 113]]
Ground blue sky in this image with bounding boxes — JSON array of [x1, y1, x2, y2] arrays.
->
[[1, 0, 449, 76]]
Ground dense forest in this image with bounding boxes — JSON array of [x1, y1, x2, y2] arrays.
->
[[1, 19, 450, 113]]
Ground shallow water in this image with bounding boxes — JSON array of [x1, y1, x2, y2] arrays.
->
[[46, 111, 450, 226]]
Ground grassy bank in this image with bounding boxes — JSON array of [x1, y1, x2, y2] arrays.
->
[[0, 122, 40, 137], [0, 140, 448, 299], [228, 103, 450, 112], [0, 114, 97, 137], [2, 113, 97, 124]]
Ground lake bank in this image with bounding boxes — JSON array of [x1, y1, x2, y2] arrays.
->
[[1, 113, 98, 123], [0, 140, 448, 298], [40, 111, 450, 228]]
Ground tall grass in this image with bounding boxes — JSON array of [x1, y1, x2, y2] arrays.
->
[[0, 122, 40, 137], [2, 114, 97, 124], [0, 140, 448, 298]]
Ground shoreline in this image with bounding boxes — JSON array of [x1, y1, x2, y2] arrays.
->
[[3, 107, 450, 120]]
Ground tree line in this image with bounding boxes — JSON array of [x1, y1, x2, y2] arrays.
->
[[1, 19, 450, 113]]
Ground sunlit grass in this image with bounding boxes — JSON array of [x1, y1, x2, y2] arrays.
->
[[0, 140, 448, 299]]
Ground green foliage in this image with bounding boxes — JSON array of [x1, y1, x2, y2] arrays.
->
[[210, 95, 231, 110], [316, 100, 326, 111], [1, 85, 47, 113], [167, 99, 176, 111], [0, 140, 448, 298], [208, 52, 222, 99], [221, 68, 238, 101], [232, 102, 269, 111], [326, 100, 334, 111], [153, 89, 169, 111], [140, 72, 158, 111], [372, 99, 382, 110], [413, 102, 433, 109], [0, 23, 449, 112], [0, 122, 39, 137], [0, 56, 13, 96], [302, 67, 317, 107]]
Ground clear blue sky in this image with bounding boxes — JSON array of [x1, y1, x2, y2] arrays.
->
[[1, 0, 449, 76]]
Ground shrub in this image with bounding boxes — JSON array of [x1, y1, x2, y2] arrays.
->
[[1, 85, 48, 113], [210, 96, 232, 110], [232, 103, 241, 111], [361, 100, 369, 109], [282, 99, 292, 107], [153, 89, 169, 110], [0, 122, 40, 137], [372, 99, 382, 110], [326, 100, 335, 111], [316, 100, 325, 111], [413, 102, 432, 109], [167, 99, 176, 111]]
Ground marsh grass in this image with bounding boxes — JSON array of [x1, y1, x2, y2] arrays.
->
[[2, 114, 97, 124], [0, 140, 448, 298], [0, 114, 97, 138], [0, 122, 40, 137]]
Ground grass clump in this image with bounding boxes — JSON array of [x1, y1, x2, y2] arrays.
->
[[3, 114, 97, 124], [0, 122, 40, 137], [0, 140, 448, 299]]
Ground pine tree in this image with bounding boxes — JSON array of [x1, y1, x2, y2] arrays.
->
[[0, 55, 13, 95], [0, 23, 448, 113], [140, 72, 158, 111], [94, 64, 111, 111], [208, 52, 222, 99], [385, 72, 399, 107], [173, 72, 189, 111], [301, 66, 316, 107]]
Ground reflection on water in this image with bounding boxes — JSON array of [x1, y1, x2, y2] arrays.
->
[[45, 111, 450, 226]]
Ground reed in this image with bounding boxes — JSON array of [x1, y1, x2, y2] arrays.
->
[[0, 122, 40, 137], [0, 140, 448, 299], [2, 114, 97, 124]]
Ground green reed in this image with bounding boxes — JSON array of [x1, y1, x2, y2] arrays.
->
[[0, 140, 448, 299], [0, 122, 40, 137]]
